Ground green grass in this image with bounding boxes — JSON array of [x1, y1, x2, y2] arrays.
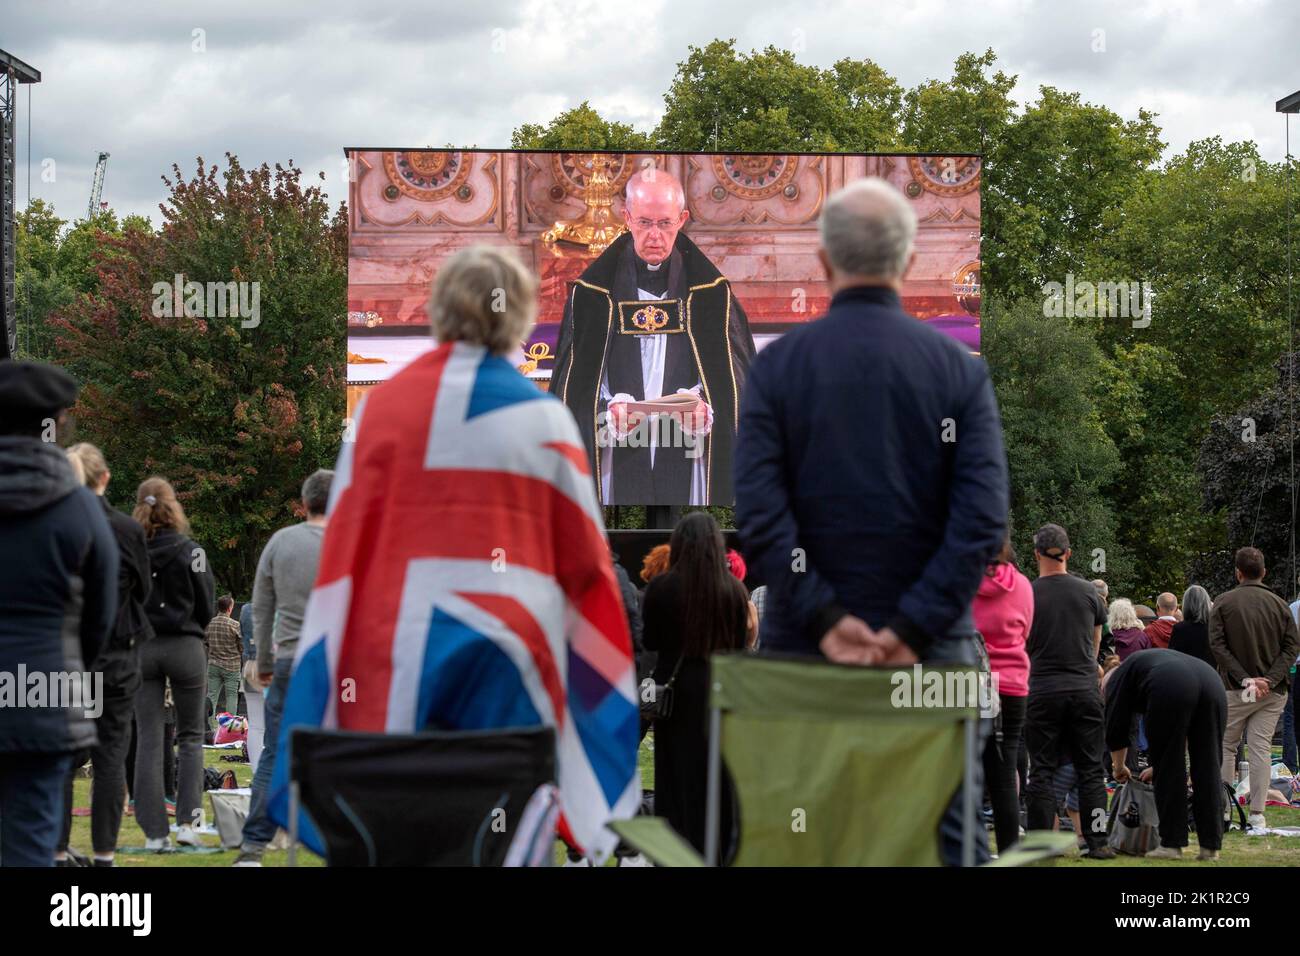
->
[[67, 733, 1300, 866], [1009, 806, 1300, 867], [66, 747, 322, 867]]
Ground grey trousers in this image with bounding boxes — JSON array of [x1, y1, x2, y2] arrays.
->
[[134, 637, 207, 839]]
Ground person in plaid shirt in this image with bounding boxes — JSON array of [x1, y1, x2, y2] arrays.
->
[[204, 596, 244, 728]]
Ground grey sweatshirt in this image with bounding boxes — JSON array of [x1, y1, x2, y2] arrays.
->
[[252, 521, 324, 672]]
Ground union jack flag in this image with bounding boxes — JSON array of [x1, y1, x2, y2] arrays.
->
[[268, 341, 642, 861]]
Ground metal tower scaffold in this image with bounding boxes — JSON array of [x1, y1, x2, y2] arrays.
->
[[0, 49, 41, 361]]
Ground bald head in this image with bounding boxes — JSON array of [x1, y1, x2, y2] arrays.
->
[[625, 167, 686, 213], [623, 166, 688, 265], [819, 178, 916, 290], [1156, 592, 1178, 614]]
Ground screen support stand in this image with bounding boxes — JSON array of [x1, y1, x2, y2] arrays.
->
[[644, 505, 680, 531]]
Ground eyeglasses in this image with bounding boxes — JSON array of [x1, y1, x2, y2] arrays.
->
[[631, 217, 680, 232]]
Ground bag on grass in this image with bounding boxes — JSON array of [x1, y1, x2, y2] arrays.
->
[[1223, 781, 1248, 831], [209, 789, 251, 849], [1107, 778, 1161, 855], [203, 767, 239, 791]]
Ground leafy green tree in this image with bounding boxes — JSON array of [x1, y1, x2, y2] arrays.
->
[[54, 155, 348, 597], [983, 297, 1129, 589], [512, 102, 652, 151], [1094, 343, 1223, 600], [653, 39, 900, 152], [994, 88, 1162, 297], [1091, 138, 1295, 421], [902, 50, 1162, 300], [14, 200, 72, 362], [1087, 140, 1298, 591]]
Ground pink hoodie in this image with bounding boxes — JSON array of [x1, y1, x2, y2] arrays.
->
[[971, 562, 1034, 698]]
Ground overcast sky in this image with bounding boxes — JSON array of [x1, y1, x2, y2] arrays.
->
[[5, 0, 1297, 225]]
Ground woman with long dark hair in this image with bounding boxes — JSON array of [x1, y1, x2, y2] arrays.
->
[[641, 512, 749, 860], [133, 476, 214, 851]]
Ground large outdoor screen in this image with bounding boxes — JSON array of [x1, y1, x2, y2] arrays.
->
[[345, 149, 981, 507]]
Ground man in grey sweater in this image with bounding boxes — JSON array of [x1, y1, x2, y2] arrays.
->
[[233, 469, 333, 866]]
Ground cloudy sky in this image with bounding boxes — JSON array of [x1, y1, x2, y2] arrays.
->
[[5, 0, 1296, 225]]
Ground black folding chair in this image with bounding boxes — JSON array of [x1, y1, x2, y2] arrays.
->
[[286, 725, 556, 866]]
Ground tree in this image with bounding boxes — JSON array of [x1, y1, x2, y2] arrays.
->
[[1197, 350, 1300, 600], [54, 155, 348, 597], [512, 102, 651, 151], [14, 200, 72, 362], [1087, 139, 1297, 594], [1094, 343, 1223, 600], [653, 39, 900, 152], [902, 51, 1163, 300], [1090, 138, 1295, 421], [983, 297, 1129, 590], [15, 203, 153, 363]]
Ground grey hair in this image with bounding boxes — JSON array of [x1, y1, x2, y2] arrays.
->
[[1091, 578, 1109, 601], [1182, 584, 1212, 624], [427, 245, 538, 354], [819, 178, 917, 280], [302, 469, 334, 517], [1108, 598, 1142, 632]]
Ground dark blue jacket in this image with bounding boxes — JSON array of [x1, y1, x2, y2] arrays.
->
[[734, 285, 1008, 659], [0, 437, 118, 752]]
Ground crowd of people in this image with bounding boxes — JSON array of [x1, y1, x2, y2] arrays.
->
[[1, 173, 1298, 867], [970, 525, 1300, 861]]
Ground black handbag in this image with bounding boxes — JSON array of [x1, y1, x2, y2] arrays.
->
[[639, 655, 685, 722]]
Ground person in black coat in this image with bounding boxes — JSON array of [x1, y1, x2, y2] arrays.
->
[[1104, 648, 1226, 859], [641, 513, 749, 862], [1168, 584, 1216, 669], [56, 443, 153, 866], [132, 476, 215, 850], [0, 363, 118, 867]]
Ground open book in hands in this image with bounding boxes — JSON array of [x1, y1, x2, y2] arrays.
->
[[624, 392, 701, 415]]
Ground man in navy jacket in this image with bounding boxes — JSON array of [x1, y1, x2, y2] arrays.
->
[[735, 178, 1008, 863]]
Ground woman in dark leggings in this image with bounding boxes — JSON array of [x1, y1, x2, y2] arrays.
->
[[1104, 648, 1226, 860], [971, 534, 1034, 854], [133, 477, 214, 851]]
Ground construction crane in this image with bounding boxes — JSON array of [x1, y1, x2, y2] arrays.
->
[[87, 151, 109, 219]]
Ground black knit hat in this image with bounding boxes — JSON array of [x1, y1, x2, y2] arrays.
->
[[0, 361, 79, 433]]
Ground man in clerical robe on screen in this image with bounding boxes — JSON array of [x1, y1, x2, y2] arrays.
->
[[551, 166, 755, 506]]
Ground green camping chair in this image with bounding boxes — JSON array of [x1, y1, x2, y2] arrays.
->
[[612, 652, 1073, 867]]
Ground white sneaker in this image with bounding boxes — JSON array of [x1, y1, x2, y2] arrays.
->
[[562, 855, 593, 867], [175, 825, 202, 847], [144, 836, 173, 852], [1248, 813, 1267, 831], [617, 853, 652, 867]]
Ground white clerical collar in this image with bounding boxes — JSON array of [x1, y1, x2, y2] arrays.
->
[[645, 261, 662, 271]]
